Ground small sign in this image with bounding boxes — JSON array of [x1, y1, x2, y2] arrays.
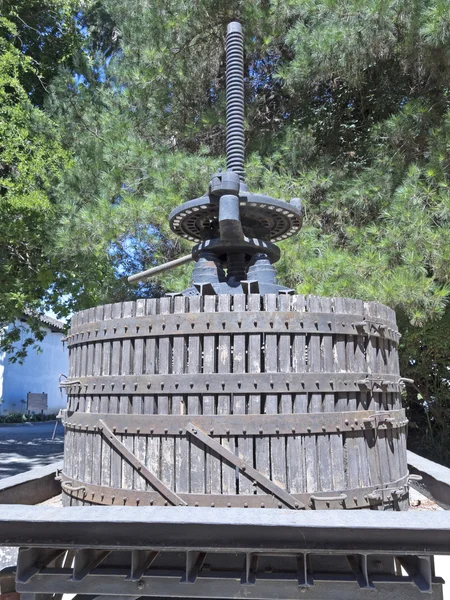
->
[[27, 392, 48, 412]]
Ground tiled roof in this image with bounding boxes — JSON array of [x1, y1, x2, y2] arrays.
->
[[22, 309, 66, 332]]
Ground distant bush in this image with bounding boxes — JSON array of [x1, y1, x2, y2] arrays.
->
[[0, 412, 58, 423]]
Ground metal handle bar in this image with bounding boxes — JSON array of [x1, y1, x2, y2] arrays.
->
[[128, 254, 193, 283]]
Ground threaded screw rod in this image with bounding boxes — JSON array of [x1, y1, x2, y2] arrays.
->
[[226, 22, 245, 181]]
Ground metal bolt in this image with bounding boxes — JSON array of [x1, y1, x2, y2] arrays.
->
[[244, 503, 248, 508], [241, 465, 246, 471], [261, 503, 265, 508], [307, 427, 311, 433], [137, 581, 145, 590]]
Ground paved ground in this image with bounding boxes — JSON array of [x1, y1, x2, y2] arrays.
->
[[0, 421, 64, 480]]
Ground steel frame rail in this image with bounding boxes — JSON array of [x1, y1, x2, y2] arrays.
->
[[1, 506, 449, 553]]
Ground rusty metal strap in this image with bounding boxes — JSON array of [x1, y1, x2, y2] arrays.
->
[[59, 472, 410, 510], [60, 372, 402, 396], [61, 408, 408, 436], [98, 420, 186, 506], [65, 311, 399, 347]]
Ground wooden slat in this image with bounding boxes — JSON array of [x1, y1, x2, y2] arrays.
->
[[100, 304, 112, 489], [202, 295, 220, 494], [145, 299, 159, 491], [319, 297, 333, 492], [248, 294, 267, 492], [134, 299, 146, 492], [217, 294, 235, 494], [159, 297, 174, 491], [233, 295, 252, 494], [289, 295, 306, 494], [187, 295, 203, 494], [265, 294, 286, 490], [304, 296, 319, 493], [121, 301, 134, 489], [109, 302, 122, 489], [173, 296, 189, 494]]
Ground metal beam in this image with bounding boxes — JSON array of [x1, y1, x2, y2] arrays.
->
[[1, 506, 449, 554]]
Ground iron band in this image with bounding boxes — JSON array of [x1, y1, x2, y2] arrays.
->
[[64, 311, 399, 347], [61, 408, 408, 436], [59, 472, 410, 510], [60, 372, 402, 396]]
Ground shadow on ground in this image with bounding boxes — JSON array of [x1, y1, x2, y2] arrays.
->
[[0, 422, 64, 479]]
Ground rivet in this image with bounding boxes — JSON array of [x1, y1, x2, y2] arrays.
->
[[261, 503, 265, 508], [195, 502, 199, 507], [244, 503, 248, 508], [295, 502, 300, 509], [353, 497, 358, 503], [179, 428, 183, 434], [278, 503, 282, 508], [211, 502, 215, 507], [210, 428, 214, 435], [307, 427, 311, 433], [275, 428, 280, 434], [227, 503, 231, 507], [150, 428, 154, 434], [243, 428, 247, 434], [137, 428, 140, 434], [345, 419, 349, 426], [292, 427, 296, 433], [259, 428, 263, 434], [111, 495, 115, 502], [164, 501, 168, 506], [241, 465, 246, 471], [124, 427, 128, 432], [164, 428, 168, 434], [336, 425, 340, 431], [322, 426, 326, 432]]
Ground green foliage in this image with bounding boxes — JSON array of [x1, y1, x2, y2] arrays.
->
[[0, 411, 58, 423], [0, 7, 76, 356]]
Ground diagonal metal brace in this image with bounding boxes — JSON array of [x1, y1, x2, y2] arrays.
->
[[186, 422, 305, 509], [99, 419, 187, 506]]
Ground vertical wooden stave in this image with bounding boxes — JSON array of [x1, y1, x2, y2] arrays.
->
[[145, 299, 159, 490], [232, 294, 252, 494], [217, 294, 235, 494], [187, 295, 203, 494], [173, 296, 189, 495], [120, 301, 134, 490], [158, 297, 174, 492], [133, 299, 146, 492], [248, 294, 267, 492], [264, 294, 286, 491], [109, 302, 122, 491], [289, 295, 307, 494], [202, 295, 220, 495]]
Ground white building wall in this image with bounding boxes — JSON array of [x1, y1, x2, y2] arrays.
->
[[0, 323, 68, 414]]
